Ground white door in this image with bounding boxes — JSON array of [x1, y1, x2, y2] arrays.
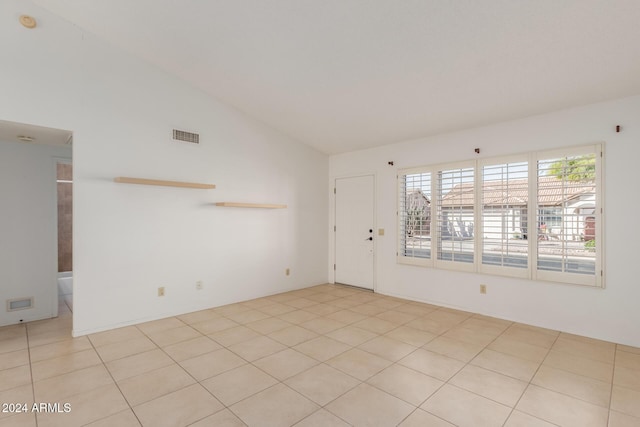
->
[[335, 175, 375, 290]]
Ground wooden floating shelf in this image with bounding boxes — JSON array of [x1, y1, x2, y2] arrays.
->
[[114, 177, 215, 189], [215, 202, 287, 209]]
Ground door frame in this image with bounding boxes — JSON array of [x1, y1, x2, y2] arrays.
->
[[331, 173, 377, 291]]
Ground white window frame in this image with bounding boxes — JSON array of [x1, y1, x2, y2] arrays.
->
[[533, 144, 604, 287], [397, 166, 433, 267], [397, 143, 604, 288], [478, 154, 531, 280], [433, 160, 476, 273]]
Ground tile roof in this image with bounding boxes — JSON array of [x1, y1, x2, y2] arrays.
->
[[440, 176, 595, 207]]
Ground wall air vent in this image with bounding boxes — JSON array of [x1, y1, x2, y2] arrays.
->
[[173, 129, 200, 144], [7, 297, 34, 312]]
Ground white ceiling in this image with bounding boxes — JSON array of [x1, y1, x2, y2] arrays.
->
[[33, 0, 640, 154], [0, 120, 72, 147]]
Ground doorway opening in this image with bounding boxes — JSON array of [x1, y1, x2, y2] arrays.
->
[[57, 161, 73, 315], [0, 120, 73, 326]]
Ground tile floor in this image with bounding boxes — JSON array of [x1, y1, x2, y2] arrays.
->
[[1, 284, 639, 427]]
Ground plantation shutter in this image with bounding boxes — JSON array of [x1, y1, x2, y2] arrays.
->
[[398, 170, 432, 264], [480, 160, 529, 277], [535, 147, 600, 286], [436, 165, 475, 267]]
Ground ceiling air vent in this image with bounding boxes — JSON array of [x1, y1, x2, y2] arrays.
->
[[173, 129, 200, 144]]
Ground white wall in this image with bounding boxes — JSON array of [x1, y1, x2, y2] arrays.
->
[[0, 140, 71, 326], [330, 95, 640, 347], [1, 1, 328, 335]]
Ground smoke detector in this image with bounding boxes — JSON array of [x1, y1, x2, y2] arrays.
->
[[19, 15, 37, 29], [17, 135, 35, 143]]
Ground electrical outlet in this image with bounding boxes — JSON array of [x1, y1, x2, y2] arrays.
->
[[196, 281, 203, 290], [285, 268, 290, 276], [158, 286, 165, 297], [480, 284, 487, 294]]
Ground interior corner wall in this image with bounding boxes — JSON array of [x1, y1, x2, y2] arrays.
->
[[0, 140, 71, 326], [0, 1, 328, 335], [329, 95, 640, 348]]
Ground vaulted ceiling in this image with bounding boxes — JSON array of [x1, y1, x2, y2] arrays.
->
[[33, 0, 640, 154]]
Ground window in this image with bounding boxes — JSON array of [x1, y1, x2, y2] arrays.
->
[[398, 170, 432, 265], [480, 159, 529, 278], [398, 144, 603, 287], [436, 164, 475, 270], [535, 148, 600, 286]]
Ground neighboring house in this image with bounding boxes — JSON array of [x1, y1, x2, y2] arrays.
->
[[404, 188, 431, 237], [440, 176, 596, 241]]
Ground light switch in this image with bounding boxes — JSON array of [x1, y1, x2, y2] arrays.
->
[[378, 228, 385, 236]]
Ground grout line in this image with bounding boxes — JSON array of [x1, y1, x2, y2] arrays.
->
[[86, 330, 145, 426], [23, 323, 38, 427], [607, 345, 617, 425], [500, 329, 562, 427]]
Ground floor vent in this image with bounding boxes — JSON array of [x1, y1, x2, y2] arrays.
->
[[173, 129, 200, 144], [7, 297, 34, 311]]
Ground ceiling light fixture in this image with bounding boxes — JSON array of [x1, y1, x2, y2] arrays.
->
[[17, 135, 35, 143], [19, 15, 37, 29]]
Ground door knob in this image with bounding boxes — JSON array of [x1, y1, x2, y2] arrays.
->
[[369, 229, 373, 233], [365, 237, 373, 241]]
